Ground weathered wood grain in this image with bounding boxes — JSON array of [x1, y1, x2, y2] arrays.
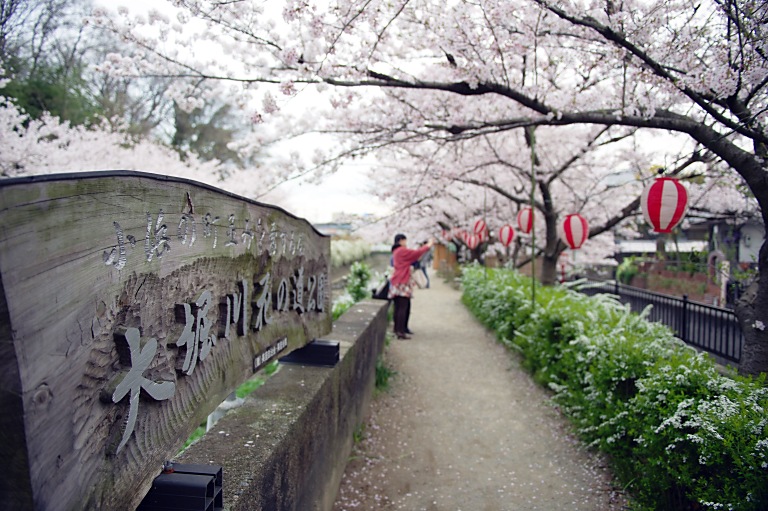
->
[[0, 171, 331, 511]]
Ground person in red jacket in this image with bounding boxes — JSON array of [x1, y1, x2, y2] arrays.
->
[[388, 233, 435, 339]]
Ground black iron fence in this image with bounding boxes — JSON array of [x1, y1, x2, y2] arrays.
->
[[578, 279, 743, 364]]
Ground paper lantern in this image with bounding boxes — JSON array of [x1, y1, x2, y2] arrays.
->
[[498, 224, 515, 247], [473, 219, 487, 235], [442, 229, 452, 241], [559, 213, 589, 250], [517, 207, 533, 234], [467, 234, 480, 250], [641, 177, 688, 233]]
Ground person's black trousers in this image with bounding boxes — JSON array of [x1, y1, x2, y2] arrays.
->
[[393, 296, 411, 335]]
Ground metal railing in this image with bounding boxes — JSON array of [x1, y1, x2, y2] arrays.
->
[[578, 279, 743, 364]]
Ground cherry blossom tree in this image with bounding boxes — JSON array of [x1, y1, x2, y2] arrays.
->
[[92, 0, 768, 374], [0, 97, 212, 178], [361, 119, 739, 285], [0, 96, 290, 206], [362, 124, 640, 268]]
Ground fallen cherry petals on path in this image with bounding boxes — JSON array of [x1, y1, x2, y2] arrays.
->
[[333, 276, 629, 511]]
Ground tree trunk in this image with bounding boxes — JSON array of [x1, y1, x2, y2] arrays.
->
[[540, 252, 559, 286], [735, 239, 768, 376], [537, 179, 561, 286]]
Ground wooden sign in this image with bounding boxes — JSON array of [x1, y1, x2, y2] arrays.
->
[[0, 171, 331, 510]]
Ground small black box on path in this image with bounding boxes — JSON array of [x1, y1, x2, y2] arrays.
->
[[136, 463, 223, 511], [280, 339, 340, 367]]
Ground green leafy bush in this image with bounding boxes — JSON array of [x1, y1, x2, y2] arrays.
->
[[332, 262, 374, 320], [461, 265, 768, 511], [616, 256, 639, 284], [347, 261, 372, 302]]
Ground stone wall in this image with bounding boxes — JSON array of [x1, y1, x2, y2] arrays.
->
[[176, 298, 390, 511]]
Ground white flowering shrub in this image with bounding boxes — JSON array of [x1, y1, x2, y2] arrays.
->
[[330, 239, 371, 268], [331, 262, 375, 320], [461, 265, 768, 511], [331, 291, 356, 321], [346, 261, 372, 302]]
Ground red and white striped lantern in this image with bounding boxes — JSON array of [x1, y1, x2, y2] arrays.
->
[[473, 219, 487, 235], [467, 234, 480, 250], [559, 213, 589, 250], [442, 229, 452, 241], [498, 224, 515, 247], [517, 207, 533, 234], [641, 177, 688, 233]]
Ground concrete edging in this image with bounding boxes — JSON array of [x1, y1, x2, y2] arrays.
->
[[177, 299, 390, 511]]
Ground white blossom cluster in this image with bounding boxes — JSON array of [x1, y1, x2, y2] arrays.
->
[[331, 239, 371, 268], [0, 99, 222, 182]]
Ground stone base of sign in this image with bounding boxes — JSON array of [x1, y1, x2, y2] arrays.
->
[[175, 299, 390, 511]]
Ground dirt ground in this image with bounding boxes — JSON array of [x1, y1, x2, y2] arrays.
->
[[332, 272, 630, 511]]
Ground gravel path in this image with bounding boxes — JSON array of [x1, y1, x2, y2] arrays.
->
[[332, 274, 629, 511]]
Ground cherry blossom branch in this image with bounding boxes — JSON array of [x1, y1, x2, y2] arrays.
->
[[531, 0, 766, 144]]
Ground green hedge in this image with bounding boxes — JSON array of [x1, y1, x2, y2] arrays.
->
[[460, 265, 768, 511]]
